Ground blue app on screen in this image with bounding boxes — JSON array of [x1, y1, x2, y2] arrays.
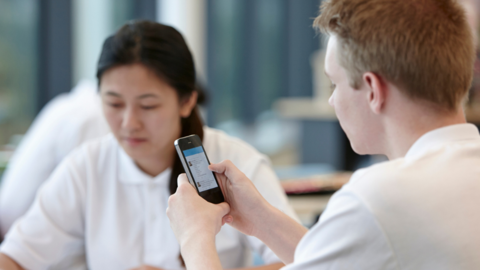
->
[[183, 147, 218, 192]]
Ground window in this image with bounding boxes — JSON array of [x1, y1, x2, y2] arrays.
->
[[0, 0, 38, 146], [206, 0, 322, 125]]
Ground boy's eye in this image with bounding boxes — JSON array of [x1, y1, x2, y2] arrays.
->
[[330, 83, 336, 91], [141, 105, 158, 110]]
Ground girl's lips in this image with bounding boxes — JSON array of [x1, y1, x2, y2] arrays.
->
[[123, 137, 147, 146]]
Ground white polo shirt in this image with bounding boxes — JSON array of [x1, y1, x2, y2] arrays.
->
[[0, 80, 109, 236], [284, 123, 480, 269], [1, 127, 297, 270]]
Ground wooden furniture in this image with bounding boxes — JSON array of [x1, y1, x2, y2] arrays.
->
[[281, 172, 352, 227]]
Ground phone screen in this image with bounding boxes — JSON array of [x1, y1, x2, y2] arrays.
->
[[183, 146, 219, 192]]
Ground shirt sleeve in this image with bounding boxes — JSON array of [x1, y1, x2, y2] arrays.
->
[[0, 154, 87, 270], [0, 94, 107, 237], [282, 188, 399, 270], [0, 109, 65, 237], [243, 160, 299, 265]]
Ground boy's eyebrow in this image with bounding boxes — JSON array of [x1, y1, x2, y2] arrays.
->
[[324, 70, 331, 78]]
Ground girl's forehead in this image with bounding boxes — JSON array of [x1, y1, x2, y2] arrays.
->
[[99, 65, 176, 98]]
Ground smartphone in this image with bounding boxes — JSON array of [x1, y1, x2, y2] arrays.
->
[[174, 134, 225, 204]]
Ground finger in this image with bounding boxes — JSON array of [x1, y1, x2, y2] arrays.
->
[[222, 214, 233, 224], [177, 173, 189, 187]]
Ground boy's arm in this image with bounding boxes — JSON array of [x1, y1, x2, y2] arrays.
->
[[0, 253, 25, 270], [167, 160, 308, 269]]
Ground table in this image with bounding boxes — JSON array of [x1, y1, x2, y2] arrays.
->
[[288, 194, 332, 227]]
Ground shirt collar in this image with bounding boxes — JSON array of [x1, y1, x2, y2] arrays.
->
[[117, 143, 172, 186], [405, 123, 480, 159]]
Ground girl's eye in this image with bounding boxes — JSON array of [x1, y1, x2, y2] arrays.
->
[[108, 103, 123, 108], [141, 105, 158, 110], [330, 83, 336, 91]]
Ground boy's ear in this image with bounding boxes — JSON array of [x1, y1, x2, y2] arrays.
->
[[363, 72, 387, 114]]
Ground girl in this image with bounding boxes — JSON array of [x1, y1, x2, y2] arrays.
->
[[0, 21, 296, 270]]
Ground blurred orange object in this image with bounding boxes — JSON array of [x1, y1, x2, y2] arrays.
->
[[281, 172, 352, 195]]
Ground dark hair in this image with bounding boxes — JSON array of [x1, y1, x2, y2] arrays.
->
[[96, 20, 204, 195]]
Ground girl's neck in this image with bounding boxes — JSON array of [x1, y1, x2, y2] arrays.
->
[[135, 149, 175, 177]]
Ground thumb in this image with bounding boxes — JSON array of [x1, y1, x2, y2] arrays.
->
[[209, 162, 226, 174], [177, 173, 190, 187], [217, 202, 231, 217], [209, 160, 245, 181]]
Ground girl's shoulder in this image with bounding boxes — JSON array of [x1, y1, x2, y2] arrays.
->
[[203, 127, 271, 176], [62, 133, 119, 174]]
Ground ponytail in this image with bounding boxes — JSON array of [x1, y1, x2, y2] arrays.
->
[[169, 106, 204, 195]]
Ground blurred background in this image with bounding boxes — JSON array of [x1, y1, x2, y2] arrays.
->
[[1, 0, 480, 225], [0, 0, 367, 175]]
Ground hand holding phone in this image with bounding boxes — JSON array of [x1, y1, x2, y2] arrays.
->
[[166, 173, 230, 270], [174, 135, 225, 204]]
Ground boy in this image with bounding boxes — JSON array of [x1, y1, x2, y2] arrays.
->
[[168, 0, 480, 269]]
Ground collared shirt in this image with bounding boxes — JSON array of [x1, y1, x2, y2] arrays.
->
[[284, 123, 480, 270], [0, 80, 110, 236], [1, 127, 297, 270]]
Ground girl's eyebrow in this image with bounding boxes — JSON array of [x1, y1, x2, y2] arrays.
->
[[104, 91, 121, 97], [102, 92, 160, 99], [137, 93, 159, 100]]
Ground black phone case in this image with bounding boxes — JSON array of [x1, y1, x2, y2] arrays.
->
[[174, 134, 225, 204]]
